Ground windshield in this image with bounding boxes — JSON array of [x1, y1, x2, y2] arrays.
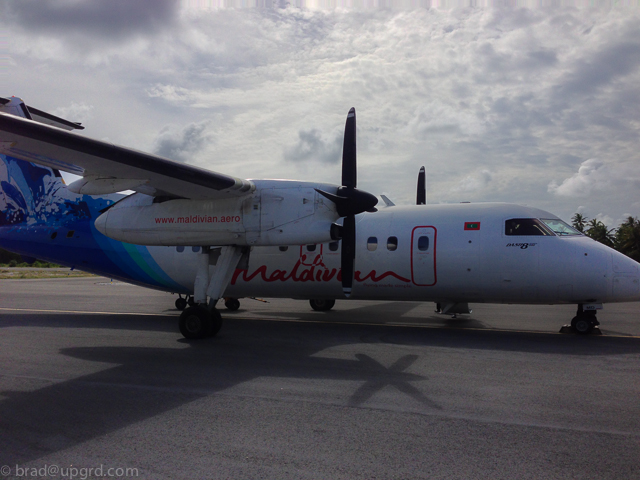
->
[[540, 218, 583, 236], [505, 218, 553, 236]]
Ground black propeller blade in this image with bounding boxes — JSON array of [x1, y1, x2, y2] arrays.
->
[[315, 107, 378, 298], [417, 166, 426, 205]]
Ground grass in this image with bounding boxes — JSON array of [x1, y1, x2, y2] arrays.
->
[[0, 265, 96, 279]]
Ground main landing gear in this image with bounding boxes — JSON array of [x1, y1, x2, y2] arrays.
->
[[568, 304, 601, 335], [179, 305, 223, 339], [178, 246, 247, 339]]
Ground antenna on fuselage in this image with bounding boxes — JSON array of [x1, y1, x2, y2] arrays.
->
[[416, 166, 426, 205]]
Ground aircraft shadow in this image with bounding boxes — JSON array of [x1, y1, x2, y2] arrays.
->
[[225, 300, 488, 330], [2, 313, 639, 466], [0, 317, 441, 466]]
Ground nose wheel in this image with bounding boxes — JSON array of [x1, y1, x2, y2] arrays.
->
[[571, 314, 599, 334], [309, 299, 336, 311], [569, 305, 600, 334]]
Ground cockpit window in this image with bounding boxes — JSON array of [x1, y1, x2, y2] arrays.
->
[[540, 218, 583, 236], [505, 218, 553, 236]]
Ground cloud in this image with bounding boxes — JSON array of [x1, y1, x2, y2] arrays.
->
[[283, 128, 342, 164], [548, 159, 640, 197], [2, 0, 180, 41], [51, 102, 94, 125], [452, 169, 493, 193], [3, 6, 640, 224], [152, 121, 214, 163]]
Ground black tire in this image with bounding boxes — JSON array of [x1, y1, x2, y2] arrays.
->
[[224, 298, 240, 311], [175, 297, 188, 311], [309, 299, 336, 311], [571, 315, 595, 334], [209, 309, 223, 337], [179, 305, 213, 339]]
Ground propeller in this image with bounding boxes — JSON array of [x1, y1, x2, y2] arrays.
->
[[417, 166, 426, 205], [315, 108, 378, 297]]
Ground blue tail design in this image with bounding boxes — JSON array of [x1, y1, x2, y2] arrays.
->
[[0, 154, 188, 292]]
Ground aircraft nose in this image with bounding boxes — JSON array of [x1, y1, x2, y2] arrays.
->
[[611, 250, 640, 302]]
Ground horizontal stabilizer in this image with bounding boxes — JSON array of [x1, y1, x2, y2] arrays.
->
[[0, 96, 84, 131]]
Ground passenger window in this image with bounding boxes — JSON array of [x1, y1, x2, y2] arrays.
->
[[279, 246, 289, 252], [505, 219, 552, 236], [387, 236, 398, 251], [176, 246, 185, 253], [367, 237, 378, 251], [192, 246, 201, 253], [329, 241, 339, 252], [418, 236, 429, 251], [307, 244, 317, 252], [66, 230, 75, 238]]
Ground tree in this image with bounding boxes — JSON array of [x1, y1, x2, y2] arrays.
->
[[615, 217, 640, 262], [585, 219, 615, 248], [571, 213, 588, 233]]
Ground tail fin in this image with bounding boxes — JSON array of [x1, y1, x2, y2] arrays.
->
[[0, 152, 66, 226], [0, 97, 87, 227]]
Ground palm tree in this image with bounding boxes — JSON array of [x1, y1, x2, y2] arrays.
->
[[571, 213, 588, 233], [615, 217, 640, 262], [585, 219, 615, 248]]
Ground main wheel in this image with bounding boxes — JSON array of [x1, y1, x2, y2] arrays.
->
[[309, 299, 336, 311], [224, 298, 240, 311], [175, 297, 188, 311], [209, 308, 223, 337], [571, 315, 595, 335], [179, 305, 213, 339]]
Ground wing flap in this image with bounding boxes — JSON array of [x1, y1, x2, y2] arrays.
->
[[0, 113, 254, 200]]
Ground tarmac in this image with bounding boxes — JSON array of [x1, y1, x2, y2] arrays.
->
[[0, 276, 639, 479]]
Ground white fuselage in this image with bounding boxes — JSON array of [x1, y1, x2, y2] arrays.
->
[[133, 203, 640, 306]]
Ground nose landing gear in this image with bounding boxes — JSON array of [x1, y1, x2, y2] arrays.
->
[[566, 304, 602, 335]]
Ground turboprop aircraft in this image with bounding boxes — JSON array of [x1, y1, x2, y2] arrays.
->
[[0, 96, 639, 339]]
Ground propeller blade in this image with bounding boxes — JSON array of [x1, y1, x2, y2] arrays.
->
[[417, 166, 426, 205], [342, 107, 357, 189], [341, 214, 356, 297], [321, 107, 378, 298]]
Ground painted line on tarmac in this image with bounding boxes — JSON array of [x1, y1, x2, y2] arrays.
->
[[0, 307, 176, 317], [1, 306, 639, 339]]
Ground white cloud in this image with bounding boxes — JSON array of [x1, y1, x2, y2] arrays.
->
[[453, 169, 493, 193], [51, 102, 94, 125], [548, 159, 640, 197]]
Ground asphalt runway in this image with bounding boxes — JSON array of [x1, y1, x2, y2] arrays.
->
[[1, 277, 639, 479]]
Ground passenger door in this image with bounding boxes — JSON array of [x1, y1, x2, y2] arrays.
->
[[411, 226, 437, 286]]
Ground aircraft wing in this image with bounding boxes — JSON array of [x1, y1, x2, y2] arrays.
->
[[0, 112, 254, 200]]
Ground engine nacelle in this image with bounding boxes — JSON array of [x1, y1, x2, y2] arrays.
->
[[94, 180, 341, 247]]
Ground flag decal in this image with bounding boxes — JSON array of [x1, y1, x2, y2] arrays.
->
[[464, 222, 480, 230]]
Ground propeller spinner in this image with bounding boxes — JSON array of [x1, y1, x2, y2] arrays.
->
[[316, 108, 378, 297]]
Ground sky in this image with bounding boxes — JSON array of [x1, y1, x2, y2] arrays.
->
[[1, 0, 639, 228]]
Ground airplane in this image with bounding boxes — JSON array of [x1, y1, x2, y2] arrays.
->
[[0, 95, 639, 340]]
